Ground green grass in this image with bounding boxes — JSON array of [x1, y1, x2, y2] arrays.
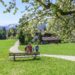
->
[[1, 57, 75, 75], [20, 43, 75, 55], [0, 39, 16, 58], [1, 40, 75, 75]]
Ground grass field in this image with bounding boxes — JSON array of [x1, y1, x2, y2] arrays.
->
[[20, 43, 75, 55], [0, 40, 75, 75], [0, 39, 16, 58]]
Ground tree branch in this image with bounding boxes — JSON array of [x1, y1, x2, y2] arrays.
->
[[36, 0, 75, 15], [61, 10, 75, 15], [36, 0, 51, 9]]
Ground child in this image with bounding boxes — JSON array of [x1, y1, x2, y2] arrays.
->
[[35, 45, 39, 52]]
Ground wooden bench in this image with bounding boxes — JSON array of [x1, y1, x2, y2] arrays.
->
[[9, 52, 40, 61]]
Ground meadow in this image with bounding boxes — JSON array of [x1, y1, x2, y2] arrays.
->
[[20, 43, 75, 55], [0, 40, 75, 75]]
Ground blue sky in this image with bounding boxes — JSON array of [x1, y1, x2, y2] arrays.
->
[[0, 0, 25, 26], [0, 0, 56, 26]]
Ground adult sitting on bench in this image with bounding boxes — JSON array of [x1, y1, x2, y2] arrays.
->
[[25, 43, 32, 54]]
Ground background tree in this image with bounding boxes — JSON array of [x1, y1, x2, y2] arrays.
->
[[0, 27, 6, 39]]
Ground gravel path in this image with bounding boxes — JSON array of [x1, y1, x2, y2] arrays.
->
[[9, 40, 23, 53], [9, 40, 75, 61], [41, 54, 75, 61]]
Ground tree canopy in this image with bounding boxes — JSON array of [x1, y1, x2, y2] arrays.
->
[[1, 0, 75, 43], [1, 0, 75, 15]]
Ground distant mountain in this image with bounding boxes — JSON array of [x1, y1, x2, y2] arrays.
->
[[0, 26, 6, 30], [6, 24, 18, 30], [0, 24, 18, 30]]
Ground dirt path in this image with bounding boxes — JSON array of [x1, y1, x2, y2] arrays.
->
[[9, 40, 75, 61], [41, 54, 75, 61], [9, 40, 23, 53]]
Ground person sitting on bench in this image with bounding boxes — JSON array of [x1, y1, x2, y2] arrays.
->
[[34, 44, 39, 52], [25, 43, 32, 54]]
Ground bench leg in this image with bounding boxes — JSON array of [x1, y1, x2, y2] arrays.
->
[[33, 54, 37, 59], [13, 54, 15, 61]]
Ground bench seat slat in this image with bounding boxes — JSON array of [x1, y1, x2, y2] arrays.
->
[[9, 52, 40, 56], [9, 52, 40, 61]]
